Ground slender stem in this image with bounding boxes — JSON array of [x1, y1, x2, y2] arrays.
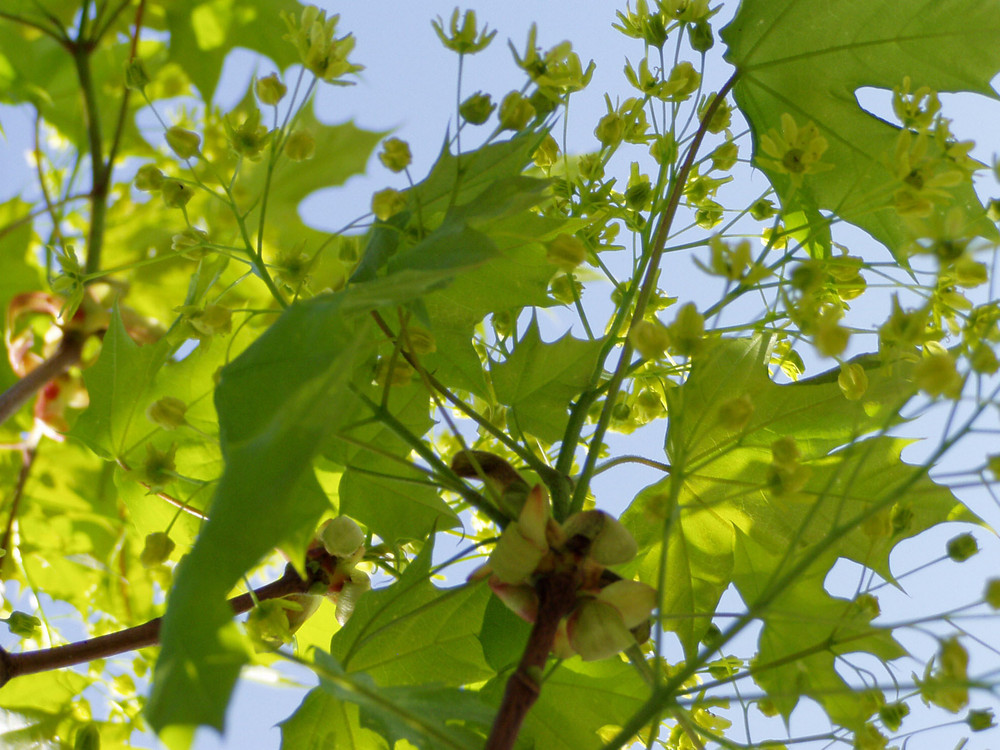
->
[[0, 563, 314, 688], [0, 330, 85, 429], [484, 570, 579, 750], [568, 71, 739, 516], [71, 33, 110, 277]]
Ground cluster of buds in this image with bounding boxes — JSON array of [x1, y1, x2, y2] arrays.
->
[[246, 516, 371, 649], [474, 486, 656, 662]]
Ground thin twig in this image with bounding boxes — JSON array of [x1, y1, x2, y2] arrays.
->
[[0, 563, 315, 688], [0, 433, 40, 561], [0, 331, 85, 429]]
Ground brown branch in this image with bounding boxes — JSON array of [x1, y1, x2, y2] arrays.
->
[[485, 570, 580, 750], [0, 434, 40, 561], [0, 330, 85, 429], [0, 563, 316, 688]]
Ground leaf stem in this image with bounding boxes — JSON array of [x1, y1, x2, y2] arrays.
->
[[0, 563, 315, 688]]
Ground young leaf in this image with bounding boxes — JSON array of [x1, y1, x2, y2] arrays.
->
[[722, 0, 1000, 256], [621, 336, 977, 657], [329, 539, 494, 688], [491, 318, 606, 443], [70, 308, 171, 460]]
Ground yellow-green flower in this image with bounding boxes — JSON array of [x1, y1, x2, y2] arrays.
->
[[432, 8, 496, 55], [758, 113, 832, 187], [378, 138, 412, 173], [282, 6, 362, 85], [890, 130, 966, 218], [892, 76, 940, 132], [510, 24, 595, 96]]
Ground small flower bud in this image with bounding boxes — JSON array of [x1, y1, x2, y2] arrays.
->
[[946, 532, 978, 562], [985, 578, 1000, 609], [147, 397, 188, 430], [595, 112, 624, 148], [172, 228, 210, 258], [459, 92, 496, 124], [285, 129, 316, 161], [578, 153, 605, 181], [710, 142, 739, 171], [125, 59, 151, 90], [134, 164, 164, 192], [967, 709, 995, 732], [161, 180, 193, 208], [5, 611, 41, 638], [550, 273, 582, 305], [140, 443, 177, 491], [629, 320, 671, 360], [378, 138, 412, 172], [140, 531, 176, 568], [970, 344, 999, 374], [498, 91, 535, 131], [838, 362, 869, 400], [188, 304, 232, 337], [750, 198, 776, 220], [319, 516, 365, 558], [688, 19, 714, 52], [165, 126, 201, 159], [667, 302, 705, 356], [532, 134, 559, 168], [255, 73, 287, 105], [371, 188, 407, 221], [546, 233, 587, 271], [649, 133, 678, 165], [878, 702, 910, 733], [915, 350, 962, 398]]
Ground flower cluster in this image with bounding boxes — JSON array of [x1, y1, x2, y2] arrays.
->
[[475, 485, 656, 661]]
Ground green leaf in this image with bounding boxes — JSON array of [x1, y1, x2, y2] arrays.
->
[[312, 652, 491, 750], [491, 318, 605, 443], [280, 689, 388, 750], [165, 0, 302, 102], [722, 0, 1000, 257], [733, 529, 906, 728], [330, 540, 494, 687], [328, 382, 458, 545], [621, 335, 976, 658], [146, 294, 380, 740], [70, 308, 171, 460]]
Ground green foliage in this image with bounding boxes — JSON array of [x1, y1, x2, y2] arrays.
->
[[1, 1, 999, 749]]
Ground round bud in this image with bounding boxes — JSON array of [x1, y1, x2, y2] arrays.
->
[[255, 73, 287, 105], [161, 180, 193, 208], [546, 233, 587, 272], [371, 188, 407, 221], [146, 397, 188, 430], [165, 126, 201, 159], [285, 130, 316, 161], [378, 138, 412, 173], [140, 532, 176, 568], [459, 92, 496, 125], [134, 164, 164, 192]]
